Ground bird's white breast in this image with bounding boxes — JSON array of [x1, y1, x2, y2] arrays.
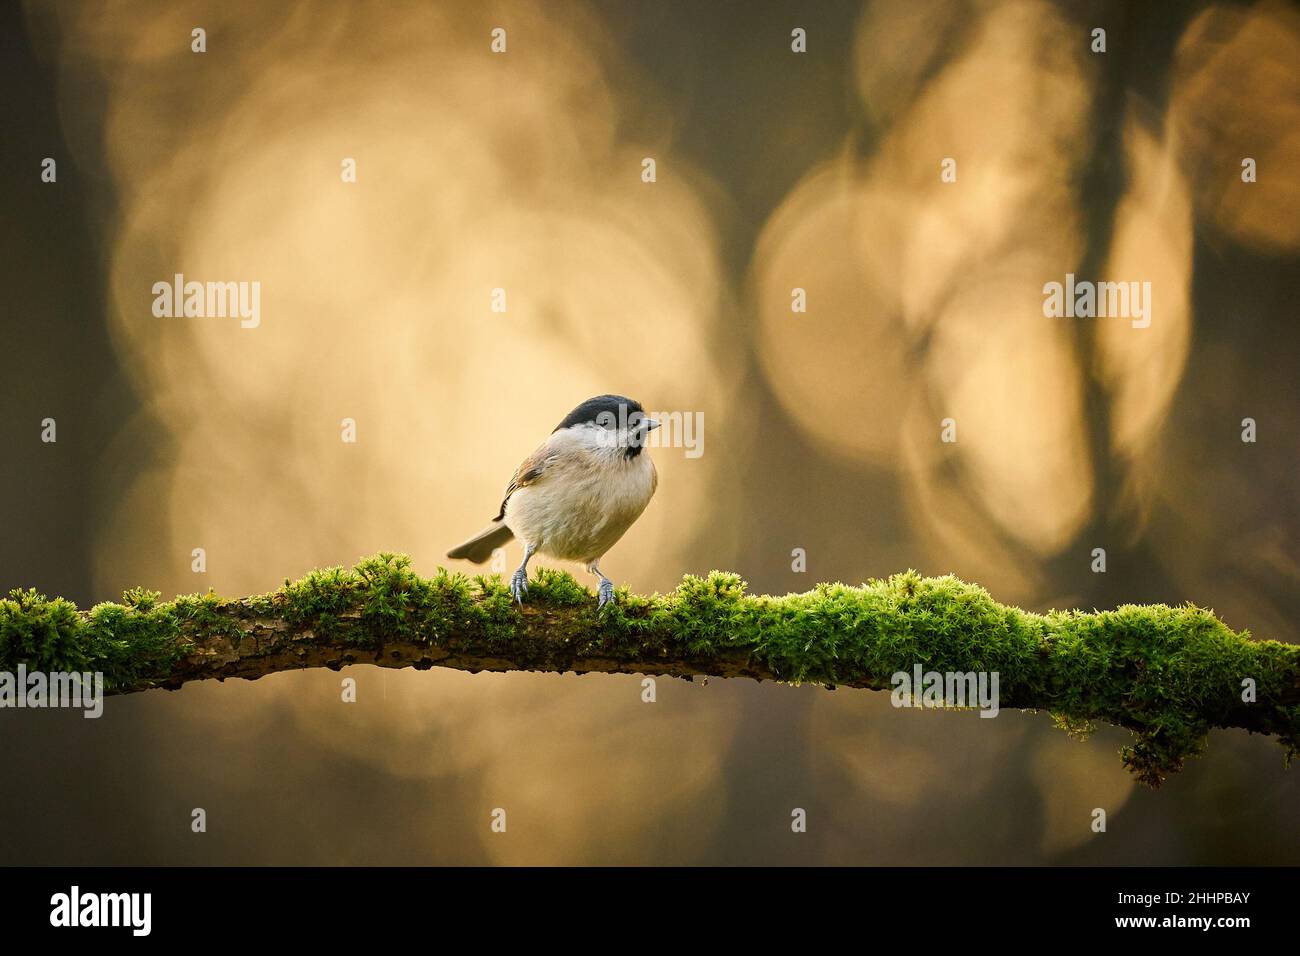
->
[[503, 427, 657, 564]]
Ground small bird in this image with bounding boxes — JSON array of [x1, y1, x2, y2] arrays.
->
[[447, 395, 659, 608]]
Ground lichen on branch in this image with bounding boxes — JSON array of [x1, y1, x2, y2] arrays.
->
[[1, 553, 1296, 787]]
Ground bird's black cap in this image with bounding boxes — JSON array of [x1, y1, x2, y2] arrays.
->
[[554, 394, 644, 432]]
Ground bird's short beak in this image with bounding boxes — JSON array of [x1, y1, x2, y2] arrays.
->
[[643, 418, 660, 431]]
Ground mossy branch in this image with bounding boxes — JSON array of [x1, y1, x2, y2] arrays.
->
[[2, 554, 1296, 786]]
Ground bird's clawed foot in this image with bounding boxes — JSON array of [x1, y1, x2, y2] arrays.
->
[[510, 567, 530, 604], [597, 577, 616, 610]]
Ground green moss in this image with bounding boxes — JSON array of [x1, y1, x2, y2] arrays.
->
[[170, 591, 242, 641], [281, 564, 356, 629], [121, 587, 161, 611], [619, 569, 1298, 784], [1, 587, 87, 675], [0, 585, 187, 693], [526, 566, 591, 606], [0, 556, 1295, 786]]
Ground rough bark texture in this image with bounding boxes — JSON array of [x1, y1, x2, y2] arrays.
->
[[157, 601, 776, 689], [3, 554, 1297, 787]]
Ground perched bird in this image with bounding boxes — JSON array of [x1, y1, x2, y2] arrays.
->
[[447, 395, 659, 608]]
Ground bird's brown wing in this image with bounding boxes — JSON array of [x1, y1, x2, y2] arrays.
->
[[493, 444, 554, 520]]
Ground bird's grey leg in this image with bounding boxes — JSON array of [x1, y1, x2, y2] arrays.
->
[[510, 543, 536, 604], [588, 561, 616, 609]]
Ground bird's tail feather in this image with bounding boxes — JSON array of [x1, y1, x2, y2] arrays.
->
[[446, 522, 514, 563]]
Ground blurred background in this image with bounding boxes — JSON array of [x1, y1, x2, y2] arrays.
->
[[0, 0, 1296, 864]]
